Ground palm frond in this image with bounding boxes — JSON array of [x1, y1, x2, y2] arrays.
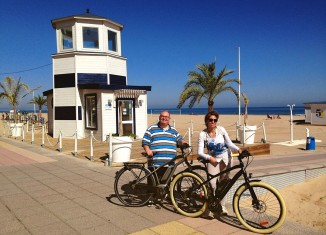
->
[[177, 60, 239, 110]]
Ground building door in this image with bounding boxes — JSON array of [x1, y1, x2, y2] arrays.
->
[[117, 99, 134, 135]]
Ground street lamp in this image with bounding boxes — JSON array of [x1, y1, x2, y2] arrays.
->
[[287, 104, 295, 143]]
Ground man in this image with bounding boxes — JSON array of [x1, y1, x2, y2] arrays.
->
[[142, 110, 187, 179]]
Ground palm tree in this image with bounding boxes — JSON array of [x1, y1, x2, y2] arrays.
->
[[0, 77, 40, 123], [28, 94, 47, 123], [177, 61, 240, 112], [242, 92, 249, 125]]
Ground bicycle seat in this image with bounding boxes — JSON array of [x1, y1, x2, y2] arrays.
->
[[198, 158, 210, 164]]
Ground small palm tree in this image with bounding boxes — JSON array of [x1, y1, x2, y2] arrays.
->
[[0, 77, 40, 123], [242, 92, 249, 125], [28, 94, 47, 123], [177, 61, 240, 112]]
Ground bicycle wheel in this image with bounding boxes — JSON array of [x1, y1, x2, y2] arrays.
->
[[114, 165, 155, 207], [233, 181, 286, 234], [183, 165, 208, 182], [170, 172, 208, 217]]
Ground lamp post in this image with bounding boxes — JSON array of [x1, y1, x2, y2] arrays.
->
[[287, 104, 295, 143]]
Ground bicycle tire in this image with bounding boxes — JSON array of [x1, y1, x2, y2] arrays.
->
[[170, 172, 208, 217], [183, 165, 208, 182], [233, 181, 286, 234], [114, 165, 155, 207]]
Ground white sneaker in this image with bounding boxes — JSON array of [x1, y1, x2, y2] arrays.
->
[[201, 210, 214, 219], [221, 206, 228, 215]]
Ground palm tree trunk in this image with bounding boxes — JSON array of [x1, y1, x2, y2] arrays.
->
[[13, 106, 17, 123], [208, 100, 214, 112]]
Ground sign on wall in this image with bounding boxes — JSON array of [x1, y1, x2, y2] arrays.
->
[[105, 99, 113, 110]]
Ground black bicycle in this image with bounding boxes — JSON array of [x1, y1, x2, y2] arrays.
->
[[114, 144, 206, 207], [169, 150, 286, 234]]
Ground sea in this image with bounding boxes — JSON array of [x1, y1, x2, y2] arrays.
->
[[148, 106, 305, 116], [0, 106, 305, 116]]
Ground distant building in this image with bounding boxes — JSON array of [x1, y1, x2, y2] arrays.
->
[[43, 10, 151, 140], [304, 101, 326, 125]]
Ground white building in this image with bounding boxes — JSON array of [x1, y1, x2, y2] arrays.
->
[[43, 10, 151, 140], [304, 101, 326, 125]]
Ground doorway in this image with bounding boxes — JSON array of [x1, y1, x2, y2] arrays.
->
[[117, 99, 134, 135]]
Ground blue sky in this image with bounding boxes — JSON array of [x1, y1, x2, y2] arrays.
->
[[0, 0, 325, 111]]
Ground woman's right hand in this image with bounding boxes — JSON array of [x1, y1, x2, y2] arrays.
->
[[209, 156, 218, 167]]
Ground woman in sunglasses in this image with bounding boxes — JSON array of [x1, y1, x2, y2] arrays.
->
[[198, 110, 242, 216]]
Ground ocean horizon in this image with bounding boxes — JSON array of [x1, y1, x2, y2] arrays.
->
[[148, 106, 305, 116], [0, 106, 305, 116]]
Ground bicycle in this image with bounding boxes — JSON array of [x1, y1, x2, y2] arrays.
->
[[169, 150, 286, 234], [114, 144, 206, 207]]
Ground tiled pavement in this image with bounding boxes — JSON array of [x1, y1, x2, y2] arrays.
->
[[0, 136, 325, 235]]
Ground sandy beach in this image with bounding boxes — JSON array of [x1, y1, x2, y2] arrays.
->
[[1, 113, 326, 231]]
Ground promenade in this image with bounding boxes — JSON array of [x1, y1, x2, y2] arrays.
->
[[0, 136, 325, 234]]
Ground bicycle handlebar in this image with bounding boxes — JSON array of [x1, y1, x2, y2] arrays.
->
[[141, 144, 192, 163], [237, 150, 251, 160]]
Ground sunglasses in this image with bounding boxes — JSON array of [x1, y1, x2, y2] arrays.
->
[[208, 118, 218, 123]]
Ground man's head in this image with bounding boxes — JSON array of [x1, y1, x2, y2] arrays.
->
[[159, 110, 170, 128]]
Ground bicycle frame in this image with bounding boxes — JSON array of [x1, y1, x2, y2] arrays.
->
[[122, 147, 192, 193], [197, 155, 260, 206]]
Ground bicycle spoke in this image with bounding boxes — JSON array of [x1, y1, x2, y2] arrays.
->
[[234, 182, 286, 233], [114, 166, 154, 206], [171, 173, 207, 216]]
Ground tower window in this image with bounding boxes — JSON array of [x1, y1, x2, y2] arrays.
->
[[83, 27, 99, 48], [108, 30, 117, 51], [61, 27, 73, 49]]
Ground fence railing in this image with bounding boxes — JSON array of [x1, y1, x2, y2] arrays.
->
[[0, 119, 268, 167]]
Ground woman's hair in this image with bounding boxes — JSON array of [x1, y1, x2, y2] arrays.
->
[[204, 110, 219, 127]]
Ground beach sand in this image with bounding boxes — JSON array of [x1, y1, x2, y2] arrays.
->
[[1, 113, 326, 231], [280, 174, 326, 231]]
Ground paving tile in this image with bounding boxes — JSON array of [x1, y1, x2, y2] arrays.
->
[[129, 229, 158, 235], [1, 193, 40, 209], [0, 186, 23, 196], [66, 177, 96, 185], [195, 220, 241, 235], [178, 217, 218, 229], [35, 193, 68, 205], [73, 194, 104, 205], [51, 205, 93, 220], [15, 181, 46, 191], [44, 199, 79, 212], [13, 205, 52, 219], [150, 221, 197, 235], [81, 200, 117, 214], [61, 188, 94, 199], [26, 188, 58, 198], [18, 210, 61, 229], [65, 214, 107, 232], [126, 203, 184, 225], [0, 217, 26, 234], [50, 184, 80, 193], [28, 221, 78, 235], [78, 181, 107, 190], [79, 222, 126, 235], [98, 207, 155, 233]]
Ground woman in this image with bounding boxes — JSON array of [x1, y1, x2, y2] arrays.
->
[[198, 110, 242, 215]]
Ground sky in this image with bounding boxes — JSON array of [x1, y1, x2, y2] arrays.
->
[[0, 0, 325, 111]]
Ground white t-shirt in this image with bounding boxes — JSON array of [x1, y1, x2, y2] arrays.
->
[[198, 126, 239, 161]]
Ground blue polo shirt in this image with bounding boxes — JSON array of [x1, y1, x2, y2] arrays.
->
[[142, 123, 184, 165]]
